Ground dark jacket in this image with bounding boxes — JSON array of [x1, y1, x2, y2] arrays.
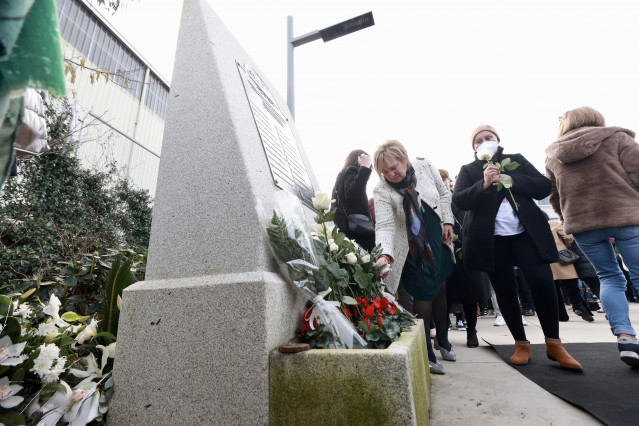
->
[[331, 165, 375, 251], [452, 147, 558, 273], [569, 242, 597, 278]]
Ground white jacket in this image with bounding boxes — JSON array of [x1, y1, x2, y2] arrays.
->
[[373, 158, 454, 294], [15, 88, 49, 156]]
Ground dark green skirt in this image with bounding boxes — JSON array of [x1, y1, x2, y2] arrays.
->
[[399, 202, 454, 301]]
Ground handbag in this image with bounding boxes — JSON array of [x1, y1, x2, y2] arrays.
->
[[335, 186, 374, 237], [345, 213, 375, 236], [557, 248, 579, 266]]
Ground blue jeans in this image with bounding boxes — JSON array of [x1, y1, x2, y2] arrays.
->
[[574, 226, 639, 336]]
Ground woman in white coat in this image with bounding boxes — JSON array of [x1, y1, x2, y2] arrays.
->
[[372, 140, 455, 374]]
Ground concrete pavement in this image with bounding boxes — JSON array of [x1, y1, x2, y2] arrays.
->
[[429, 303, 639, 425]]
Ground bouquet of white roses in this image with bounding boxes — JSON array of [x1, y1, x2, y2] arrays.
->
[[260, 191, 414, 350]]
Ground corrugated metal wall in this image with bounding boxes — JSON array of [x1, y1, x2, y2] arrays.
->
[[56, 0, 167, 198]]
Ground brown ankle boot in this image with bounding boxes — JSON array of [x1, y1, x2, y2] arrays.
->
[[510, 340, 531, 365], [545, 338, 583, 371]]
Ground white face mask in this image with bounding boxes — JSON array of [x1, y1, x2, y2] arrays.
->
[[476, 141, 499, 160]]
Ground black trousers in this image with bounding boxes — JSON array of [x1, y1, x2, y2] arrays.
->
[[489, 232, 559, 341]]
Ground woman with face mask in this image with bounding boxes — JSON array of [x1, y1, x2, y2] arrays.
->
[[452, 125, 583, 372]]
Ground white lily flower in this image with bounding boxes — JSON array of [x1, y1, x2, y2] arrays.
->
[[106, 342, 116, 358], [0, 376, 24, 409], [75, 319, 99, 344], [42, 294, 62, 317], [0, 335, 28, 366], [345, 252, 358, 264], [28, 380, 72, 426], [329, 242, 339, 253], [64, 379, 101, 426], [69, 350, 106, 380], [42, 294, 70, 328], [362, 254, 371, 263]]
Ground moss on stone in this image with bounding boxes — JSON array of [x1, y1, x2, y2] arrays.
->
[[270, 321, 430, 425]]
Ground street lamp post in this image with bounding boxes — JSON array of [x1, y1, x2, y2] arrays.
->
[[286, 12, 374, 120]]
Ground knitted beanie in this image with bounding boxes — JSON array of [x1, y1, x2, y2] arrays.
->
[[470, 124, 500, 149]]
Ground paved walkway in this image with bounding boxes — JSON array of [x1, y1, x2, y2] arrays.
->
[[429, 302, 639, 425]]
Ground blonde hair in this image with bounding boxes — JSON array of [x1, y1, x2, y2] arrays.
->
[[558, 106, 605, 137], [438, 168, 450, 181], [373, 140, 411, 180]]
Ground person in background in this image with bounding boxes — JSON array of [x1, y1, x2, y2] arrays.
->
[[570, 241, 603, 312], [439, 168, 484, 348], [546, 106, 639, 367], [547, 217, 595, 322], [331, 150, 376, 252], [453, 124, 582, 371], [372, 140, 455, 375]]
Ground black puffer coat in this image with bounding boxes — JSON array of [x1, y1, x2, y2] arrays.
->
[[452, 147, 558, 273], [331, 166, 375, 251]]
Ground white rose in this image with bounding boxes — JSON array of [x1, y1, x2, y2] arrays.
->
[[362, 254, 371, 263], [476, 147, 493, 161], [311, 192, 333, 211], [329, 243, 339, 253], [345, 252, 357, 264]]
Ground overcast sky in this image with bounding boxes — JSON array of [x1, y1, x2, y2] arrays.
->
[[98, 0, 639, 196]]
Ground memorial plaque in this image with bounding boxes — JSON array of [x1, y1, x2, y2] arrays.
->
[[236, 62, 315, 208]]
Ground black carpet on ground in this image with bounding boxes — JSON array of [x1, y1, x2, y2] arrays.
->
[[488, 342, 639, 426]]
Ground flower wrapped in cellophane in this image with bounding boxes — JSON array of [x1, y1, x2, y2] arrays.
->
[[259, 190, 414, 349]]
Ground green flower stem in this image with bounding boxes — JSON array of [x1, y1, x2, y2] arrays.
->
[[506, 187, 518, 211]]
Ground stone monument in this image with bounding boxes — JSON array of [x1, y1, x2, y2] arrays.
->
[[108, 0, 318, 423]]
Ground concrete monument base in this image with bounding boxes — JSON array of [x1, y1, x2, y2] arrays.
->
[[269, 320, 431, 425], [108, 271, 303, 425]]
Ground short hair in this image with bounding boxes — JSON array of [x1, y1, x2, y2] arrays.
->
[[339, 149, 368, 173], [438, 169, 450, 181], [558, 107, 605, 138], [373, 140, 411, 180]]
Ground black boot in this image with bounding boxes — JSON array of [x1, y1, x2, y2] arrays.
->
[[466, 329, 479, 348], [573, 300, 594, 322]]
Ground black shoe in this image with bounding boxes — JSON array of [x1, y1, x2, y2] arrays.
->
[[467, 329, 479, 348], [574, 309, 595, 322], [588, 301, 601, 311]]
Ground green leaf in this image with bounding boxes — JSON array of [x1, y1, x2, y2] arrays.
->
[[0, 295, 11, 317], [326, 262, 348, 280], [354, 269, 371, 289], [19, 288, 36, 300], [0, 317, 21, 343], [334, 232, 346, 244], [313, 269, 330, 292], [501, 157, 511, 167], [504, 162, 519, 171], [41, 382, 68, 397], [494, 162, 501, 169], [497, 182, 503, 191], [60, 311, 91, 323], [323, 210, 335, 222], [341, 296, 357, 305]]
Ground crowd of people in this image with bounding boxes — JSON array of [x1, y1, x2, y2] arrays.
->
[[330, 107, 639, 375]]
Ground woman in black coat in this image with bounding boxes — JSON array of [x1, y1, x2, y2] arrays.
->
[[452, 124, 582, 371], [331, 149, 376, 252]]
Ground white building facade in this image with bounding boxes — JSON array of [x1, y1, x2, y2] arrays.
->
[[56, 0, 168, 196]]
